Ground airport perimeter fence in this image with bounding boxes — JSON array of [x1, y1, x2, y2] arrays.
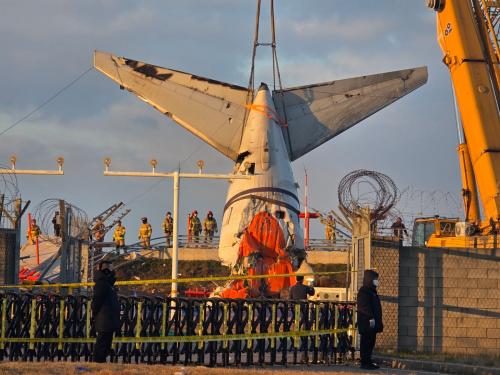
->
[[371, 239, 400, 350], [0, 293, 356, 366]]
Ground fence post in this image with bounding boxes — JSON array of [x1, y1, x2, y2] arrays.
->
[[334, 304, 339, 349], [0, 297, 6, 351], [197, 302, 205, 350], [314, 303, 320, 362], [58, 299, 64, 351], [222, 303, 228, 350], [135, 301, 142, 351], [270, 304, 276, 350], [160, 302, 167, 351], [352, 305, 358, 350], [29, 299, 36, 351], [294, 304, 300, 349], [246, 302, 253, 349], [85, 299, 91, 342]]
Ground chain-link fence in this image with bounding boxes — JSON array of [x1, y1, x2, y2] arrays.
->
[[371, 239, 400, 350]]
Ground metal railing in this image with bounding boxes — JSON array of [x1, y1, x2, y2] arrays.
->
[[95, 235, 351, 253], [306, 238, 350, 252], [0, 293, 356, 365]]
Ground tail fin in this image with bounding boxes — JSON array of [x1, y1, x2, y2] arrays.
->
[[273, 67, 428, 161], [94, 51, 251, 161]]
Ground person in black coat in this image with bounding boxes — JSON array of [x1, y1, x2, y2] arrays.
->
[[51, 211, 61, 237], [357, 269, 383, 370], [289, 275, 315, 300], [92, 260, 120, 363]]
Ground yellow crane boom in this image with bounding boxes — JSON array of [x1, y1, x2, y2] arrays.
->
[[431, 0, 500, 223], [413, 1, 500, 247]]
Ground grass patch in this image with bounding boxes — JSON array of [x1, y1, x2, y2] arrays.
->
[[112, 258, 347, 297], [0, 362, 363, 374], [377, 349, 500, 368], [115, 258, 230, 295]]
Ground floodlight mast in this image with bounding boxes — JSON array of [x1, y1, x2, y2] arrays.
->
[[0, 155, 65, 175], [103, 158, 250, 297], [0, 155, 65, 284]]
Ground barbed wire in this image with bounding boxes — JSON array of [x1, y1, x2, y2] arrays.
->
[[338, 170, 399, 222], [32, 199, 89, 241], [396, 187, 462, 217], [373, 187, 463, 245], [0, 163, 21, 228], [0, 163, 20, 205]]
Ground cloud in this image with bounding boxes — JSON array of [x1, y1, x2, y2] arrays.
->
[[0, 1, 464, 240], [283, 16, 393, 43], [107, 6, 156, 33]]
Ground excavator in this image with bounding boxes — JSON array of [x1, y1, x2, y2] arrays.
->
[[412, 0, 500, 248]]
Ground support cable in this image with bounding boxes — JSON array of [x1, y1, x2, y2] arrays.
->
[[247, 0, 262, 100], [0, 67, 93, 137], [270, 0, 292, 157], [271, 0, 285, 93], [271, 0, 276, 91]]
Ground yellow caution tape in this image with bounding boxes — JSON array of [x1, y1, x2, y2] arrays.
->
[[0, 270, 354, 290], [0, 327, 355, 345]]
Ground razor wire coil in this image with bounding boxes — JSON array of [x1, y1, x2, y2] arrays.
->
[[338, 170, 399, 222], [0, 164, 20, 228], [32, 199, 89, 241]]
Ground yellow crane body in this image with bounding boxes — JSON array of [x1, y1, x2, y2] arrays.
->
[[418, 0, 500, 248], [457, 142, 480, 223]]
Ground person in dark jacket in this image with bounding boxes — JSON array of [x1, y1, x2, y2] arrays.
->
[[52, 211, 61, 237], [289, 275, 315, 300], [357, 269, 383, 370], [391, 217, 408, 245], [92, 260, 120, 363]]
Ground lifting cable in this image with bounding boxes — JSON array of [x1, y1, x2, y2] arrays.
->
[[270, 0, 285, 94], [246, 0, 290, 146], [247, 0, 262, 100], [247, 0, 285, 95], [248, 0, 283, 93]]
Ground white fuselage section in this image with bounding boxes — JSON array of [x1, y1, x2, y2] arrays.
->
[[219, 84, 303, 266]]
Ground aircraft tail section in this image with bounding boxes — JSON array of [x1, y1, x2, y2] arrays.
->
[[93, 51, 251, 161], [273, 67, 428, 161]]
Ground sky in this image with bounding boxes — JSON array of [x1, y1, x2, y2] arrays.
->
[[0, 0, 463, 239]]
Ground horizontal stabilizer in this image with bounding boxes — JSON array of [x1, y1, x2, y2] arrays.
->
[[93, 51, 251, 160], [273, 67, 428, 161]]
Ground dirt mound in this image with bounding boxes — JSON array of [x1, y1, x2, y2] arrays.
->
[[114, 258, 230, 296], [111, 258, 346, 297]]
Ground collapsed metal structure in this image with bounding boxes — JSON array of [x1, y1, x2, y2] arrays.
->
[[0, 294, 355, 366]]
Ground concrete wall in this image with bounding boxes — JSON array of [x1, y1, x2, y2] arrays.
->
[[140, 248, 348, 264], [372, 241, 500, 355]]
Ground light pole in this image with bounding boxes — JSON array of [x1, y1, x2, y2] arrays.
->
[[103, 158, 250, 297], [172, 170, 179, 296], [0, 155, 65, 284], [0, 155, 65, 175]]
